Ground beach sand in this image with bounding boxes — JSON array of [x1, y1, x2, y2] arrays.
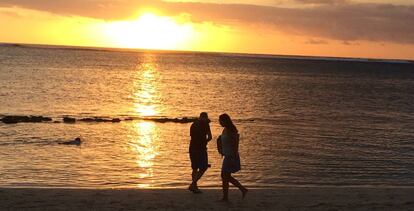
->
[[0, 187, 413, 210]]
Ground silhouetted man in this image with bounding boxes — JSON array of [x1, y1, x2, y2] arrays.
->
[[188, 112, 212, 193]]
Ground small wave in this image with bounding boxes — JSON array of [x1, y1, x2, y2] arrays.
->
[[0, 138, 59, 146]]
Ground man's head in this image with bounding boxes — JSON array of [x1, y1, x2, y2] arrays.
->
[[199, 112, 209, 123]]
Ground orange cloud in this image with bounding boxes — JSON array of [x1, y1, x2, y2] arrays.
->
[[1, 1, 413, 45]]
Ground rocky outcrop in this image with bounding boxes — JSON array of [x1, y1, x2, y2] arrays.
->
[[1, 115, 196, 124], [79, 117, 121, 123], [1, 115, 52, 124], [63, 117, 76, 123]]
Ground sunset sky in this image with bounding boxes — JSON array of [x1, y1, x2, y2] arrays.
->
[[0, 0, 413, 59]]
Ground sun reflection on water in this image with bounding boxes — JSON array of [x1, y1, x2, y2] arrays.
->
[[133, 55, 161, 117], [129, 54, 162, 188], [128, 121, 159, 188]]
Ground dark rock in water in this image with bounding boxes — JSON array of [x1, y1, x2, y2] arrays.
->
[[78, 117, 121, 123], [112, 118, 121, 123], [0, 115, 196, 124], [30, 116, 52, 122], [180, 117, 196, 123], [168, 117, 196, 123], [93, 118, 107, 122], [63, 117, 76, 123], [95, 118, 109, 122], [79, 118, 95, 122], [151, 118, 168, 123], [1, 116, 22, 124], [1, 115, 52, 124]]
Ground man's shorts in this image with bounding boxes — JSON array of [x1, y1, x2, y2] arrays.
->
[[190, 149, 208, 170]]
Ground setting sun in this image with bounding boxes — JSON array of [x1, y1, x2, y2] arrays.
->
[[103, 13, 195, 50]]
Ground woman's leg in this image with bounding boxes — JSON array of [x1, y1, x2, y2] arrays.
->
[[228, 175, 248, 198], [221, 172, 230, 201]]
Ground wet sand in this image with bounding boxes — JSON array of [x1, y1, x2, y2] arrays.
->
[[0, 187, 413, 210]]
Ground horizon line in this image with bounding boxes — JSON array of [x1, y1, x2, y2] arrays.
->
[[1, 41, 413, 64]]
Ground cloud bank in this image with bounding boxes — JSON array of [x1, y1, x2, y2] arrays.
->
[[1, 0, 413, 44]]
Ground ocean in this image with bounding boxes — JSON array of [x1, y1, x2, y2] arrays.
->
[[1, 45, 413, 188]]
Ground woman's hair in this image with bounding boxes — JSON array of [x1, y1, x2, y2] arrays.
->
[[219, 113, 238, 133]]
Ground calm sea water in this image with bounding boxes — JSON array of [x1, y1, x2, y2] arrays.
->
[[1, 45, 414, 188]]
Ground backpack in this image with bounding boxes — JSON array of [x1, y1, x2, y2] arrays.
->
[[217, 133, 240, 156]]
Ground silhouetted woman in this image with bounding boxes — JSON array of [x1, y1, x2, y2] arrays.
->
[[218, 113, 247, 201]]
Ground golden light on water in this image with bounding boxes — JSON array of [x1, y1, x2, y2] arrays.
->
[[135, 122, 157, 168], [133, 55, 161, 117], [129, 55, 161, 188], [128, 121, 159, 188]]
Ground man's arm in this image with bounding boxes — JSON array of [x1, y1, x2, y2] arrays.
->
[[206, 124, 212, 142]]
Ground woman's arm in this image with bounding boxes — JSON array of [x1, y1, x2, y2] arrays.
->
[[233, 133, 240, 155]]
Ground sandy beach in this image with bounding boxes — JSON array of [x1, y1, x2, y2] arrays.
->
[[0, 187, 412, 210]]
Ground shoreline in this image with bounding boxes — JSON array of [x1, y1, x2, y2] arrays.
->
[[2, 185, 414, 189], [1, 187, 413, 210]]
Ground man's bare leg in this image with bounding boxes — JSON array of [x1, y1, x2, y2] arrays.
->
[[189, 168, 207, 193]]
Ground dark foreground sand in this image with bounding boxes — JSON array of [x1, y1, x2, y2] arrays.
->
[[0, 187, 413, 210]]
